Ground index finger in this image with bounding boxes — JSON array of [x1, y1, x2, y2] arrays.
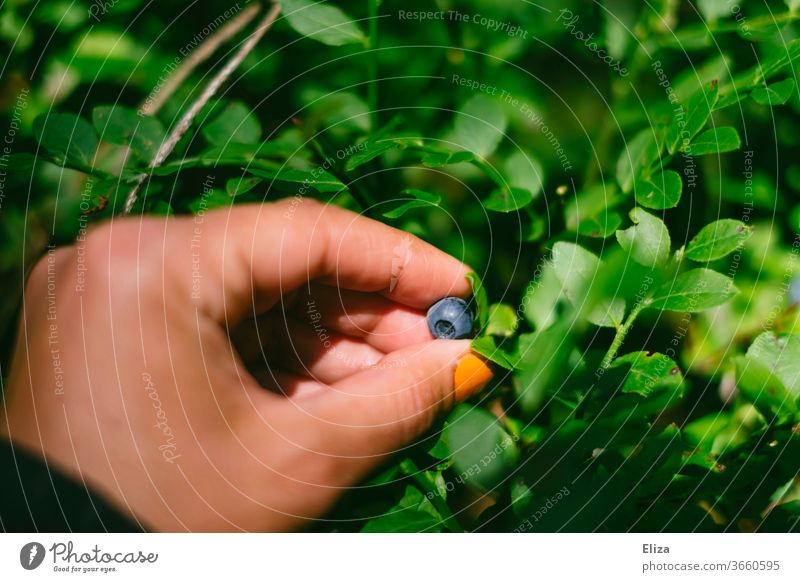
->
[[202, 198, 472, 321]]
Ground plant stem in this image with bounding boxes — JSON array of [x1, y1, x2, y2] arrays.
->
[[600, 301, 647, 369], [123, 2, 281, 213]]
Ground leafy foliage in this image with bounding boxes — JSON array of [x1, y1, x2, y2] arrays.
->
[[4, 0, 800, 533]]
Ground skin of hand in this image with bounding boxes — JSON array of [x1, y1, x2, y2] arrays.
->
[[0, 198, 493, 532]]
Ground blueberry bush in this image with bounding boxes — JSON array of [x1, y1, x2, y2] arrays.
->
[[3, 0, 800, 532]]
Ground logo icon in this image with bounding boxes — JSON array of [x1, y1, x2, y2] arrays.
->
[[20, 542, 46, 570]]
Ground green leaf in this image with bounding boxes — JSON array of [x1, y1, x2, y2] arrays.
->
[[521, 261, 562, 331], [486, 303, 518, 337], [551, 241, 625, 327], [246, 166, 346, 193], [449, 94, 507, 158], [687, 127, 741, 156], [225, 176, 262, 196], [685, 219, 753, 262], [361, 486, 443, 532], [201, 102, 262, 145], [282, 0, 367, 46], [382, 189, 440, 218], [420, 149, 474, 167], [734, 354, 798, 421], [33, 113, 98, 169], [504, 150, 544, 199], [514, 321, 575, 413], [751, 77, 796, 106], [745, 332, 800, 397], [616, 128, 662, 193], [634, 170, 683, 210], [667, 81, 719, 154], [564, 183, 625, 237], [615, 208, 671, 268], [470, 335, 515, 370], [483, 187, 533, 212], [92, 105, 165, 159], [647, 268, 738, 312], [345, 139, 404, 171], [444, 405, 519, 491], [466, 271, 490, 329], [613, 351, 684, 398]]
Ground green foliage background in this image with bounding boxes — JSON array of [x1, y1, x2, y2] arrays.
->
[[2, 0, 800, 531]]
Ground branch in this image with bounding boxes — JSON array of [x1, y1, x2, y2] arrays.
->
[[138, 2, 263, 116], [123, 2, 282, 214]]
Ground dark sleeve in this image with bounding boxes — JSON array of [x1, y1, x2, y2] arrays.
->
[[0, 440, 143, 532]]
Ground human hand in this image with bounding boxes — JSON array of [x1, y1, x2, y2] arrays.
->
[[0, 199, 493, 531]]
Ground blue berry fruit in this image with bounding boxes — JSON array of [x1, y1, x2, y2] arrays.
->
[[427, 297, 475, 339]]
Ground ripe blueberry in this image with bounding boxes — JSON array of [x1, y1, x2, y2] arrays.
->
[[427, 297, 475, 339]]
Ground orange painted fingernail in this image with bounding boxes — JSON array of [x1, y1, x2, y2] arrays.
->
[[454, 353, 494, 402]]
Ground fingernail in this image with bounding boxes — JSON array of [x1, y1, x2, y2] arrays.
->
[[454, 353, 494, 402]]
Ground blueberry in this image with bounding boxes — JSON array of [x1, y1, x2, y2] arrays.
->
[[427, 297, 475, 339]]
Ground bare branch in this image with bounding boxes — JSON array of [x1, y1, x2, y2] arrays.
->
[[138, 2, 262, 116], [123, 2, 282, 214]]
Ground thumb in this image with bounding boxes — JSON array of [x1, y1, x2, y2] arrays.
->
[[301, 340, 494, 460]]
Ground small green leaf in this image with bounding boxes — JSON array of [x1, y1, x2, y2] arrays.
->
[[634, 170, 683, 210], [565, 183, 625, 237], [483, 187, 533, 212], [613, 351, 684, 397], [225, 176, 262, 196], [201, 101, 262, 145], [382, 189, 440, 218], [470, 335, 515, 370], [420, 149, 474, 167], [247, 166, 346, 193], [33, 113, 98, 169], [667, 81, 719, 154], [345, 139, 404, 171], [92, 105, 165, 159], [751, 77, 796, 106], [746, 332, 800, 397], [685, 219, 753, 262], [734, 354, 798, 422], [616, 128, 662, 193], [449, 94, 507, 158], [282, 0, 367, 46], [551, 241, 625, 327], [361, 486, 442, 532], [466, 271, 489, 330], [504, 150, 544, 199], [514, 321, 575, 413], [445, 405, 519, 491], [686, 126, 741, 156], [615, 208, 671, 268], [486, 303, 518, 337], [647, 268, 738, 312]]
